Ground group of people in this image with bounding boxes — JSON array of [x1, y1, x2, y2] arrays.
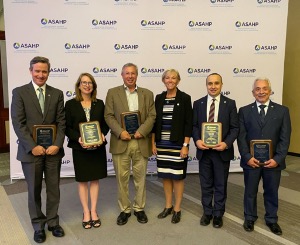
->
[[11, 56, 291, 243]]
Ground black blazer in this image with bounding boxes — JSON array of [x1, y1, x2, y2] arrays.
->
[[152, 89, 193, 145], [192, 94, 239, 162], [237, 101, 291, 170], [65, 98, 109, 150]]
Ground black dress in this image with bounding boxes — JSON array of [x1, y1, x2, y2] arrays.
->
[[65, 98, 109, 182]]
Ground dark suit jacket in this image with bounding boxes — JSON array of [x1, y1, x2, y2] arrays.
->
[[192, 94, 239, 161], [152, 89, 193, 145], [104, 85, 156, 157], [11, 82, 65, 162], [237, 101, 291, 170], [65, 98, 109, 150]]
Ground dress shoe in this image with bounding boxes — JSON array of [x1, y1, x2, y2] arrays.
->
[[117, 212, 131, 225], [34, 230, 46, 243], [134, 210, 148, 223], [171, 211, 181, 224], [200, 214, 212, 226], [243, 220, 254, 232], [157, 206, 173, 219], [48, 225, 65, 237], [213, 216, 223, 228], [266, 223, 282, 235]]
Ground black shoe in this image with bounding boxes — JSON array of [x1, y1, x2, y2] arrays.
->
[[266, 223, 282, 235], [48, 225, 65, 237], [243, 220, 254, 232], [171, 211, 181, 224], [157, 206, 173, 219], [117, 212, 131, 225], [200, 214, 212, 226], [134, 211, 148, 224], [213, 216, 223, 228], [34, 230, 46, 243]]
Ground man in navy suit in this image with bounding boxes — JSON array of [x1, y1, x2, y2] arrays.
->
[[11, 56, 65, 243], [192, 73, 239, 228], [237, 77, 291, 235]]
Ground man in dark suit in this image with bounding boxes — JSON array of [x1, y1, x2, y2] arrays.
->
[[237, 77, 291, 235], [104, 63, 156, 225], [11, 56, 65, 243], [192, 73, 239, 228]]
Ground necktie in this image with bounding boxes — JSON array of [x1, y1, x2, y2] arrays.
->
[[38, 87, 44, 114], [208, 99, 215, 122], [259, 104, 266, 123]]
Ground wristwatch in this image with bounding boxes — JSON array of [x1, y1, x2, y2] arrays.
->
[[183, 143, 189, 147]]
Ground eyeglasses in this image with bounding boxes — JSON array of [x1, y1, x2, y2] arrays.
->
[[81, 81, 93, 86]]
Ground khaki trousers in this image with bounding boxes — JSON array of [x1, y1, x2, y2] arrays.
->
[[112, 140, 148, 213]]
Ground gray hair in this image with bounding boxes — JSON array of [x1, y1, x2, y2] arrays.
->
[[121, 63, 138, 75], [252, 77, 272, 90]]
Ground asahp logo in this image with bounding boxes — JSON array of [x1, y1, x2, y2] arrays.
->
[[141, 20, 166, 26], [257, 0, 281, 4], [13, 42, 40, 50], [64, 43, 91, 53], [114, 43, 139, 54], [235, 21, 259, 28], [187, 68, 211, 77], [189, 21, 212, 27], [140, 67, 165, 77], [92, 19, 117, 26], [233, 67, 256, 77], [254, 44, 278, 54], [41, 18, 67, 25], [92, 67, 118, 77], [49, 67, 69, 78], [65, 91, 76, 97], [162, 44, 187, 54], [210, 0, 235, 6], [209, 44, 232, 54]]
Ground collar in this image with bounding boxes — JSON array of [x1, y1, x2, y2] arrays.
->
[[32, 81, 46, 92], [124, 84, 138, 92], [256, 100, 270, 108], [208, 94, 221, 102]]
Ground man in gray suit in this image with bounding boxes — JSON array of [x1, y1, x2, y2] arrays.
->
[[238, 77, 291, 235], [11, 56, 65, 243], [105, 63, 156, 225]]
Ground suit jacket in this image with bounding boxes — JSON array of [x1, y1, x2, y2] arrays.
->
[[192, 94, 239, 161], [11, 82, 65, 162], [65, 98, 109, 150], [152, 89, 193, 145], [237, 101, 291, 170], [104, 85, 156, 157]]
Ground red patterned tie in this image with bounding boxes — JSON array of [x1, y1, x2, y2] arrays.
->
[[208, 99, 215, 122]]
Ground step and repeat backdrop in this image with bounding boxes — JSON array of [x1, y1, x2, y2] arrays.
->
[[4, 0, 288, 179]]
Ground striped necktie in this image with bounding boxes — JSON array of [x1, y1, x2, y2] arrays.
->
[[38, 87, 44, 114], [208, 99, 215, 122]]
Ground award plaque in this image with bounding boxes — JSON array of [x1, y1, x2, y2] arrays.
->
[[121, 111, 141, 136], [79, 121, 103, 146], [33, 125, 56, 148], [201, 122, 222, 148], [250, 140, 273, 166]]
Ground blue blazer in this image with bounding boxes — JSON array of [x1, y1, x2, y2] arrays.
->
[[192, 94, 239, 161], [237, 101, 291, 170]]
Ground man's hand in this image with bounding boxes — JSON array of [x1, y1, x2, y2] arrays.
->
[[247, 157, 260, 168], [46, 145, 59, 155], [264, 159, 278, 168], [32, 145, 46, 156], [213, 142, 227, 151], [133, 131, 143, 139], [120, 131, 131, 141], [196, 140, 209, 150]]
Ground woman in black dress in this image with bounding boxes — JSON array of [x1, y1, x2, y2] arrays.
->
[[152, 69, 193, 224], [65, 73, 109, 229]]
